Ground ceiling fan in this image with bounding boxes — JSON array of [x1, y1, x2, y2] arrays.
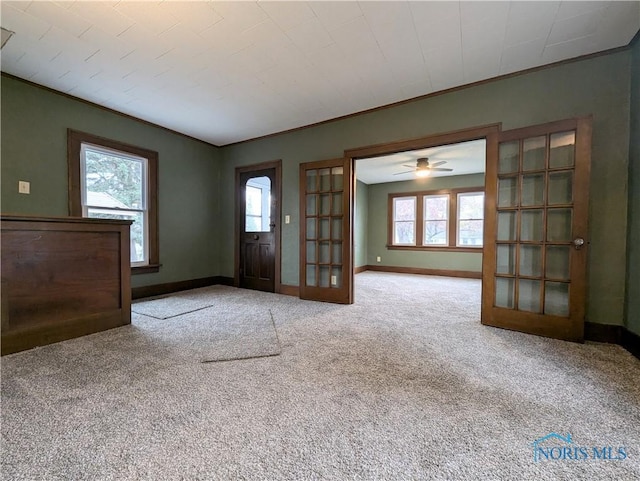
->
[[394, 157, 453, 177]]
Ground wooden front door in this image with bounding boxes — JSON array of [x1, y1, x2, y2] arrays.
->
[[236, 162, 281, 293], [482, 118, 592, 341], [299, 158, 353, 304]]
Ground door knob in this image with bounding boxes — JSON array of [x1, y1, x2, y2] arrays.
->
[[573, 237, 585, 249], [253, 234, 259, 240]]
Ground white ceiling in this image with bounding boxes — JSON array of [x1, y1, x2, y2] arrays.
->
[[356, 138, 486, 184], [1, 1, 638, 146]]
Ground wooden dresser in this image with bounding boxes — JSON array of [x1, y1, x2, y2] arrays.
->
[[1, 215, 132, 355]]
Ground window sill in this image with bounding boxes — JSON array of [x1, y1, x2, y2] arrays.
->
[[132, 264, 161, 275], [386, 245, 483, 253]]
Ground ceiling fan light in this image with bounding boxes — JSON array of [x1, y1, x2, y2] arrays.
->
[[416, 170, 430, 178]]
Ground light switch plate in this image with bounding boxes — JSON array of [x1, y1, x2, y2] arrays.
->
[[18, 180, 30, 194], [285, 215, 290, 224]]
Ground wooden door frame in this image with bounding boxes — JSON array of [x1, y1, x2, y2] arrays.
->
[[234, 160, 282, 292], [344, 123, 501, 278]]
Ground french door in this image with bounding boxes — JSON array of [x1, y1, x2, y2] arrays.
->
[[482, 118, 592, 341], [299, 158, 353, 304]]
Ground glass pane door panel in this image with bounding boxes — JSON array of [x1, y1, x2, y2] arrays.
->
[[319, 266, 330, 287], [320, 194, 331, 215], [331, 266, 342, 289], [332, 193, 343, 215], [306, 218, 316, 239], [306, 265, 317, 286], [544, 282, 569, 316], [496, 244, 516, 275], [306, 195, 317, 216], [498, 177, 518, 207], [319, 242, 330, 263], [519, 279, 541, 312], [319, 219, 330, 239], [495, 277, 515, 308], [332, 167, 344, 191], [306, 170, 318, 192], [331, 218, 342, 240], [499, 141, 519, 173], [332, 243, 342, 264], [306, 241, 316, 263], [523, 136, 546, 171], [549, 131, 575, 168], [521, 174, 545, 206], [546, 246, 570, 279], [497, 212, 516, 241], [548, 171, 573, 205], [547, 209, 572, 241], [519, 245, 542, 277], [319, 169, 331, 191], [521, 210, 543, 241]]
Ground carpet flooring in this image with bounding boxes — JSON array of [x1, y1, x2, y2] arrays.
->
[[1, 272, 639, 480], [132, 296, 214, 319]]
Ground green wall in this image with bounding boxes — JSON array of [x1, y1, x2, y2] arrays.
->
[[0, 76, 221, 288], [221, 50, 633, 326], [626, 39, 640, 336], [366, 173, 485, 272], [354, 180, 368, 268]]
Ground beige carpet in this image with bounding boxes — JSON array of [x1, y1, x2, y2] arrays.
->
[[2, 273, 639, 480]]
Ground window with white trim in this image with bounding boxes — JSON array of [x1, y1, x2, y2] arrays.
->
[[388, 188, 484, 249]]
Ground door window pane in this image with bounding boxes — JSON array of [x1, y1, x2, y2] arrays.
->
[[496, 244, 516, 275], [546, 246, 570, 280], [523, 136, 546, 171], [497, 212, 516, 241], [332, 193, 343, 215], [496, 277, 515, 308], [521, 210, 544, 241], [306, 170, 318, 192], [332, 242, 342, 264], [498, 177, 518, 207], [521, 174, 545, 206], [499, 141, 519, 173], [306, 194, 317, 216], [319, 242, 330, 263], [519, 245, 542, 277], [319, 168, 331, 191], [547, 208, 572, 241], [245, 177, 271, 232], [548, 171, 573, 205], [306, 265, 316, 286], [332, 167, 344, 191], [320, 194, 331, 215], [519, 279, 541, 312], [549, 131, 575, 168], [331, 266, 342, 288], [544, 282, 570, 316], [306, 241, 316, 263], [319, 266, 330, 287]]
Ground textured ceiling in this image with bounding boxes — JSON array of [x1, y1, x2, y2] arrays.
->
[[357, 139, 486, 185], [1, 1, 638, 146]]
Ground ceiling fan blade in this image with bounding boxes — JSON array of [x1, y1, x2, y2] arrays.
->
[[429, 160, 447, 167], [428, 167, 453, 172], [401, 164, 416, 169], [393, 170, 415, 175]]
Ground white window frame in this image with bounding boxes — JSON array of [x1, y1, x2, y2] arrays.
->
[[80, 142, 150, 267], [423, 194, 449, 246], [456, 191, 485, 248], [392, 196, 417, 246]]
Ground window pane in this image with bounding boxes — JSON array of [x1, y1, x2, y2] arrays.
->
[[394, 221, 415, 245], [87, 208, 145, 263], [458, 193, 484, 246], [458, 220, 483, 246], [84, 148, 144, 209], [424, 220, 447, 245], [393, 197, 416, 221], [424, 195, 448, 220], [246, 186, 262, 216]]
